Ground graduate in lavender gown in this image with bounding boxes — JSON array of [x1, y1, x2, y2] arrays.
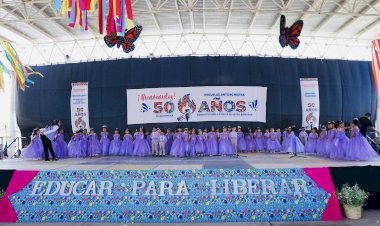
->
[[329, 121, 349, 160], [120, 128, 134, 156], [286, 126, 305, 154], [299, 127, 308, 146], [281, 127, 290, 152], [218, 127, 234, 156], [133, 127, 151, 157], [189, 129, 197, 157], [244, 128, 254, 152], [182, 128, 191, 157], [170, 128, 186, 157], [305, 127, 318, 154], [202, 128, 209, 155], [22, 128, 44, 160], [196, 129, 206, 156], [146, 131, 152, 150], [165, 128, 174, 155], [237, 126, 247, 152], [206, 127, 219, 156], [100, 125, 110, 156], [346, 118, 378, 161], [276, 128, 282, 144], [52, 128, 68, 158], [80, 128, 89, 157], [263, 129, 270, 152], [109, 128, 122, 155], [68, 130, 83, 158], [316, 126, 328, 157], [255, 128, 265, 151], [88, 128, 101, 157], [325, 121, 336, 158], [266, 128, 281, 152]]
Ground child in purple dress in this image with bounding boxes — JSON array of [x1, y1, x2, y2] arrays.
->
[[207, 127, 219, 156], [182, 128, 191, 157], [329, 121, 349, 160], [109, 129, 122, 155], [165, 128, 174, 155], [255, 128, 265, 151], [88, 128, 101, 157], [22, 128, 44, 160], [170, 128, 186, 157], [146, 131, 152, 150], [133, 127, 151, 156], [218, 127, 234, 156], [305, 127, 318, 154], [100, 125, 110, 156], [299, 127, 308, 146], [281, 127, 290, 152], [316, 126, 328, 157], [346, 118, 378, 161], [80, 128, 89, 157], [325, 121, 336, 157], [244, 128, 253, 152], [276, 129, 282, 144], [189, 129, 197, 157], [286, 126, 305, 154], [68, 130, 83, 158], [202, 128, 209, 155], [120, 128, 134, 156], [236, 126, 246, 152], [263, 129, 270, 152], [52, 128, 68, 158], [196, 129, 206, 156], [266, 128, 281, 152]]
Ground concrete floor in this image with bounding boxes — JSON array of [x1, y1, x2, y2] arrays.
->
[[1, 153, 380, 225], [1, 152, 380, 170]]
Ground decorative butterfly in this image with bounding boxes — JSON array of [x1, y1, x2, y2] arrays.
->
[[279, 15, 303, 49], [104, 25, 143, 53]]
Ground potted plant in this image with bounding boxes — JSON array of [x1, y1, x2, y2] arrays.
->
[[336, 183, 370, 219]]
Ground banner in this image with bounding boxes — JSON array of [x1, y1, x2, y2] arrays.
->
[[300, 79, 320, 130], [0, 168, 342, 223], [70, 82, 89, 132], [127, 86, 267, 124]]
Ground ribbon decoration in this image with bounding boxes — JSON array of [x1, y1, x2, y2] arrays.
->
[[372, 39, 380, 92], [53, 0, 134, 35], [0, 41, 43, 91]]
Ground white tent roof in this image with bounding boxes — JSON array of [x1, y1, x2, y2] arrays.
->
[[0, 0, 379, 65]]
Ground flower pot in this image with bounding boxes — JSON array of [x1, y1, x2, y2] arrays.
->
[[343, 205, 362, 220]]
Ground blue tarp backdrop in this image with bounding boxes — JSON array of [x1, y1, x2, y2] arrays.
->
[[16, 56, 376, 138]]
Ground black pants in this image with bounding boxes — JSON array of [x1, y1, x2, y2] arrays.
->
[[41, 135, 56, 160]]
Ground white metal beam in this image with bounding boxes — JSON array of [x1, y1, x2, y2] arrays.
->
[[145, 0, 161, 30]]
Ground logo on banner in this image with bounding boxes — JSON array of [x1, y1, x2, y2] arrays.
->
[[74, 117, 86, 130], [248, 100, 258, 111], [177, 94, 196, 122], [140, 103, 150, 112], [306, 112, 317, 127]]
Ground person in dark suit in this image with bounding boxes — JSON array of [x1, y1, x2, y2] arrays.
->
[[40, 120, 61, 161], [358, 113, 378, 137]]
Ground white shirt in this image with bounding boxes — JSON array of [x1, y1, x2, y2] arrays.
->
[[159, 135, 167, 142], [151, 131, 160, 139], [229, 131, 238, 139]]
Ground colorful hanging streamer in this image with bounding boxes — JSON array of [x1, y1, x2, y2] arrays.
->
[[372, 39, 380, 92], [54, 0, 134, 35], [0, 41, 43, 91]]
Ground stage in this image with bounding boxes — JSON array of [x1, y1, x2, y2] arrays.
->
[[1, 153, 380, 171]]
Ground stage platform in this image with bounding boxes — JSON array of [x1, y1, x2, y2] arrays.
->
[[1, 153, 380, 171]]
